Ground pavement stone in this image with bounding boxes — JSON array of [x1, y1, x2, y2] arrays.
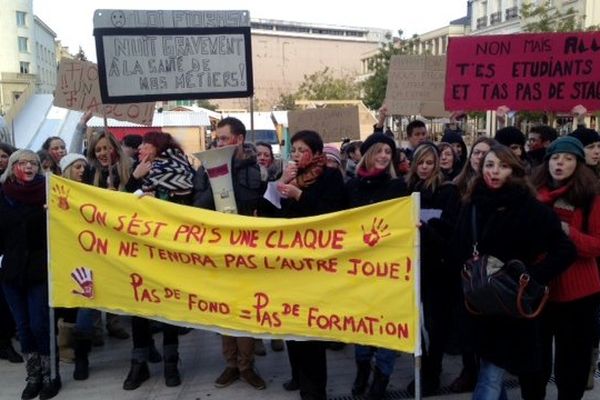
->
[[0, 320, 599, 399]]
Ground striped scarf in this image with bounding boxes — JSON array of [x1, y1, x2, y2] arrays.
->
[[142, 148, 195, 195], [293, 154, 326, 189]]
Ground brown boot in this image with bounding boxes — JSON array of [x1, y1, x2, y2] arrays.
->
[[240, 368, 266, 390], [214, 367, 239, 388]]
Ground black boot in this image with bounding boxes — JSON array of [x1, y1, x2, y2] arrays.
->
[[164, 355, 181, 387], [73, 337, 92, 381], [21, 353, 42, 400], [367, 367, 390, 400], [352, 360, 371, 395], [0, 340, 23, 363], [39, 355, 61, 400], [123, 360, 150, 390]]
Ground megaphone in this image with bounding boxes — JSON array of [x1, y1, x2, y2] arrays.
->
[[194, 145, 237, 214]]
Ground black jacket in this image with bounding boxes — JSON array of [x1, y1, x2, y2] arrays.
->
[[452, 182, 576, 374], [278, 168, 345, 218], [345, 172, 407, 209], [0, 192, 47, 284], [193, 144, 265, 216]]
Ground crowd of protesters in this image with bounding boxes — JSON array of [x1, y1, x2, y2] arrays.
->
[[0, 105, 599, 400]]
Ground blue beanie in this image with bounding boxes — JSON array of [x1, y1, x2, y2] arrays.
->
[[545, 136, 585, 161]]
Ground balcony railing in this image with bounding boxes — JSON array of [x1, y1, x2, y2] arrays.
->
[[490, 11, 502, 25], [506, 6, 518, 21], [476, 16, 488, 29]]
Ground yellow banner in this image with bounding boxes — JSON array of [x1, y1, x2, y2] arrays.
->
[[48, 175, 420, 352]]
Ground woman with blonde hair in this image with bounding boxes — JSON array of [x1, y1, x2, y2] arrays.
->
[[86, 129, 131, 191], [346, 133, 407, 400], [406, 142, 461, 396]]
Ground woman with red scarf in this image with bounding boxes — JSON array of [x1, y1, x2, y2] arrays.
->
[[276, 130, 345, 400], [529, 136, 600, 399], [0, 150, 60, 399]]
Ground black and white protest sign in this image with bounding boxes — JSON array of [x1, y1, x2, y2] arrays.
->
[[93, 10, 253, 103]]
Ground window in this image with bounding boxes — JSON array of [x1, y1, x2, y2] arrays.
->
[[20, 62, 29, 74], [18, 37, 28, 52], [16, 11, 26, 27]]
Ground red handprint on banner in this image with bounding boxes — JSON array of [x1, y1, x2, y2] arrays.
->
[[361, 217, 390, 247], [71, 267, 94, 299], [51, 184, 70, 210]]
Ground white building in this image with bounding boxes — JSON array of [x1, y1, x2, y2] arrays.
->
[[0, 0, 57, 116], [470, 0, 600, 35]]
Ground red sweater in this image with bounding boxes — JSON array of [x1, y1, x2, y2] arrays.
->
[[537, 187, 600, 302]]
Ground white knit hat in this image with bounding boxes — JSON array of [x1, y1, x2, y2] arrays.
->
[[59, 153, 87, 172]]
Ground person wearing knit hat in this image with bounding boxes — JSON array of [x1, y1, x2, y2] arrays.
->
[[441, 131, 467, 170], [531, 134, 600, 400], [495, 127, 527, 160], [323, 145, 341, 168], [569, 127, 600, 170], [360, 133, 397, 161], [59, 153, 87, 181], [544, 136, 585, 161]]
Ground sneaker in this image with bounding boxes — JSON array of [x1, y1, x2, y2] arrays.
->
[[214, 367, 239, 388], [240, 368, 266, 390], [254, 339, 266, 356]]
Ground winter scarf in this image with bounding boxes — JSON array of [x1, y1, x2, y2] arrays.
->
[[357, 166, 386, 178], [2, 175, 46, 206], [142, 148, 195, 195], [294, 154, 326, 189]]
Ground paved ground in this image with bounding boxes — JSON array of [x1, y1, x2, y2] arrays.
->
[[1, 320, 599, 399]]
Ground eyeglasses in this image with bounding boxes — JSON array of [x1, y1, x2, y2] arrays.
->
[[17, 160, 39, 167]]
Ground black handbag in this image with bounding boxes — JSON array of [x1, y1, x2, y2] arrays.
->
[[461, 206, 550, 319]]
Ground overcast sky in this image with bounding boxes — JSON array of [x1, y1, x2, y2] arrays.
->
[[34, 0, 469, 62]]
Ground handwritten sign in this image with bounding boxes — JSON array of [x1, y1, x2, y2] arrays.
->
[[54, 58, 155, 125], [385, 55, 448, 117], [48, 175, 420, 352], [445, 32, 600, 112], [288, 107, 360, 142], [93, 10, 253, 103]]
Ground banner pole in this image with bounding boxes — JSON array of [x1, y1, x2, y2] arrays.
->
[[412, 192, 422, 400], [45, 172, 57, 380]]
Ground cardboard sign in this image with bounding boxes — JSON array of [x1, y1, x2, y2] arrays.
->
[[93, 10, 253, 104], [445, 32, 600, 112], [385, 55, 448, 117], [48, 175, 420, 352], [288, 107, 360, 142], [54, 58, 155, 125]]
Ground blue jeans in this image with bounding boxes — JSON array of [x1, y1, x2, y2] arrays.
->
[[1, 282, 50, 355], [354, 345, 397, 377], [473, 358, 507, 400], [75, 308, 100, 336]]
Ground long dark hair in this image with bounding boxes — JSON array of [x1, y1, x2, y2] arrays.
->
[[454, 137, 497, 195], [463, 144, 534, 203], [531, 156, 599, 208]]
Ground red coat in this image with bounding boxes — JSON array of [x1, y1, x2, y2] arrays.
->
[[538, 186, 600, 302]]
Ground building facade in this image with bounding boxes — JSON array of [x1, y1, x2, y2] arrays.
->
[[470, 0, 600, 35], [216, 19, 390, 110], [0, 0, 57, 115]]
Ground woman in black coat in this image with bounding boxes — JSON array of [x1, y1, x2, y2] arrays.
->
[[405, 142, 461, 396], [0, 150, 61, 399], [122, 131, 196, 390], [346, 133, 408, 400], [452, 144, 576, 399], [276, 130, 345, 400]]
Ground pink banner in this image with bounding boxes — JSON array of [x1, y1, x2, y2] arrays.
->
[[445, 32, 600, 112]]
